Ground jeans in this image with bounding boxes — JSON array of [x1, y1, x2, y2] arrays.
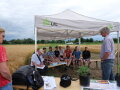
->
[[0, 82, 13, 90], [101, 59, 114, 80]]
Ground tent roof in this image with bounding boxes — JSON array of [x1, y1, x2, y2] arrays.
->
[[35, 10, 120, 40]]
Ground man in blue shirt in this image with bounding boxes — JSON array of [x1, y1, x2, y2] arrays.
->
[[72, 46, 82, 67], [100, 27, 115, 80]]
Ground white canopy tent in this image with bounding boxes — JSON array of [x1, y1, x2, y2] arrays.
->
[[35, 10, 120, 40], [34, 10, 120, 67]]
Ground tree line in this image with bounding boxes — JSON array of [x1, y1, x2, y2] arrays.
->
[[3, 37, 119, 44], [3, 38, 65, 44]]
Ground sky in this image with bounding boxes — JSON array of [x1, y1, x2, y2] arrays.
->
[[0, 0, 120, 40]]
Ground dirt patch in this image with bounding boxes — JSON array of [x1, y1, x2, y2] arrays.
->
[[47, 62, 102, 79], [46, 53, 117, 80]]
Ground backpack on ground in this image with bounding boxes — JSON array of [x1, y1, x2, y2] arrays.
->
[[12, 65, 44, 90], [60, 74, 71, 88]]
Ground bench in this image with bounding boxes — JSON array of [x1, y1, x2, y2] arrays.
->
[[47, 60, 101, 69], [90, 59, 101, 68]]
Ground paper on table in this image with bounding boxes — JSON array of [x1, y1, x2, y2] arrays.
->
[[42, 76, 56, 90], [37, 65, 45, 69], [97, 80, 109, 84], [60, 62, 67, 64], [81, 80, 120, 90], [50, 62, 58, 66]]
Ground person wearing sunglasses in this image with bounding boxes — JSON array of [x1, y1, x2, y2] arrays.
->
[[0, 27, 13, 90]]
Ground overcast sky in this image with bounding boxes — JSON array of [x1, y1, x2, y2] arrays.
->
[[0, 0, 120, 40]]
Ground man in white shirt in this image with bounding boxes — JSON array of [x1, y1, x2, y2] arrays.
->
[[100, 27, 115, 80], [31, 48, 48, 75]]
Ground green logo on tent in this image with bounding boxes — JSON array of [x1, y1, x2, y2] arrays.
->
[[43, 18, 51, 25], [108, 24, 113, 30]]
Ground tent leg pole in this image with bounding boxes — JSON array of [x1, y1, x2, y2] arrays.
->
[[78, 33, 81, 48], [79, 38, 81, 45], [35, 27, 37, 52], [116, 31, 120, 73], [65, 40, 66, 45], [78, 38, 81, 49]]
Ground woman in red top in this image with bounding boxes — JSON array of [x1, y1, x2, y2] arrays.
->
[[64, 45, 72, 66], [0, 28, 13, 90]]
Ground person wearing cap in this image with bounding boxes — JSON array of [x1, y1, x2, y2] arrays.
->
[[31, 48, 48, 75], [0, 28, 13, 90], [100, 27, 115, 80]]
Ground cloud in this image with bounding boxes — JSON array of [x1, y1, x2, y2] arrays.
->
[[0, 0, 120, 40]]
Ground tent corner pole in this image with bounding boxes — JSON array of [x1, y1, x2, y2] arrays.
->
[[78, 38, 81, 45], [78, 32, 81, 48], [35, 27, 37, 52], [65, 40, 66, 45]]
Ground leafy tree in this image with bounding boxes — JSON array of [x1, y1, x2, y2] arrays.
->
[[41, 40, 45, 44], [81, 37, 84, 43], [74, 38, 79, 43], [3, 40, 9, 44], [89, 38, 93, 42]]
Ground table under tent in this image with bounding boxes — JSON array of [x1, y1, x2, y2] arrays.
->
[[34, 9, 120, 71]]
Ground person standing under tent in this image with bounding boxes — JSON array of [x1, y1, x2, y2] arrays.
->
[[0, 28, 13, 90], [100, 27, 115, 80]]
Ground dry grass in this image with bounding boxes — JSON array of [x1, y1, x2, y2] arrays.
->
[[4, 45, 34, 73], [4, 44, 49, 73], [4, 44, 119, 74]]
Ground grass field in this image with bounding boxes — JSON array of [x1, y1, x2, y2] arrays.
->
[[4, 45, 34, 73], [4, 44, 119, 79], [4, 44, 48, 73]]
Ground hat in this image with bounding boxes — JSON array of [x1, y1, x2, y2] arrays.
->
[[60, 74, 71, 88], [38, 49, 43, 53]]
